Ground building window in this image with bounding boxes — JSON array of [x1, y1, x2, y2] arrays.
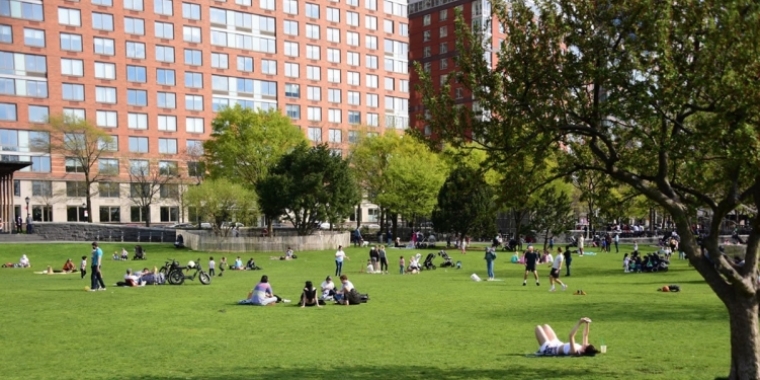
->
[[155, 22, 174, 39], [367, 113, 379, 126], [99, 206, 121, 222], [0, 103, 16, 120], [186, 139, 203, 155], [326, 7, 339, 22], [160, 206, 179, 222], [98, 158, 119, 175], [185, 72, 203, 88], [283, 0, 297, 14], [285, 83, 300, 98], [366, 35, 377, 50], [347, 52, 359, 66], [185, 95, 203, 111], [423, 14, 431, 26], [327, 69, 340, 83], [424, 46, 431, 58], [158, 138, 177, 154], [440, 58, 448, 70], [160, 184, 179, 199], [307, 86, 320, 101], [183, 26, 201, 43], [157, 92, 176, 109], [306, 66, 320, 81], [285, 62, 299, 78], [95, 86, 117, 104], [261, 59, 276, 74], [61, 59, 84, 77], [157, 115, 177, 131], [30, 156, 51, 173], [31, 180, 51, 197], [186, 117, 204, 133], [125, 0, 144, 11], [62, 83, 85, 101], [127, 89, 148, 106], [365, 0, 376, 11], [125, 17, 145, 35], [94, 62, 116, 79], [28, 105, 48, 123], [126, 65, 146, 82], [328, 129, 342, 143], [348, 130, 359, 144], [348, 71, 360, 86], [58, 8, 82, 26], [284, 41, 299, 57], [130, 159, 149, 175], [60, 33, 83, 51], [307, 106, 321, 121], [98, 182, 120, 198], [23, 28, 44, 47], [159, 160, 178, 175], [367, 93, 378, 107], [126, 41, 146, 59], [348, 111, 361, 124], [96, 111, 118, 127], [92, 13, 114, 31], [65, 205, 87, 222], [305, 3, 319, 18], [66, 181, 88, 197], [306, 45, 320, 60], [285, 104, 300, 119], [348, 91, 359, 105], [128, 137, 148, 153], [260, 0, 275, 11], [0, 25, 9, 44], [155, 45, 175, 62], [328, 108, 341, 123], [182, 2, 200, 19], [327, 28, 340, 43], [94, 37, 115, 55], [366, 74, 378, 88], [307, 127, 322, 142], [347, 11, 358, 26], [130, 206, 147, 223], [156, 68, 175, 86], [155, 0, 174, 16], [184, 49, 202, 65], [328, 88, 341, 103], [32, 205, 53, 222], [366, 55, 378, 69], [237, 56, 254, 72], [211, 53, 228, 69], [423, 30, 431, 42], [365, 15, 377, 30]]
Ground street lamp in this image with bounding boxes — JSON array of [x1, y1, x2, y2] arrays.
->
[[24, 196, 29, 216]]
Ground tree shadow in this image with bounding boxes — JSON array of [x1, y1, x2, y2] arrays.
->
[[119, 364, 601, 380]]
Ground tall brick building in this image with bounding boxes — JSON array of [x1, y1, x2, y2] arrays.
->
[[408, 0, 500, 134], [0, 0, 409, 225]]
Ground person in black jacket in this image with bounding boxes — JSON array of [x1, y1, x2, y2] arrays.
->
[[562, 246, 573, 277]]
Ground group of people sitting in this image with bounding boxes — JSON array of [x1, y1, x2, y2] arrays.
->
[[239, 274, 365, 307], [623, 251, 669, 273], [115, 267, 165, 287], [2, 254, 31, 268], [111, 246, 147, 261], [230, 256, 262, 271]]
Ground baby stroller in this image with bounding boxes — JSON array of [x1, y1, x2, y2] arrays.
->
[[438, 250, 455, 267], [504, 238, 518, 251], [133, 245, 147, 260], [408, 253, 422, 272], [422, 253, 436, 270]]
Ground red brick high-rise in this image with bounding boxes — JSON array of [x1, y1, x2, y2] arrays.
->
[[0, 0, 409, 225]]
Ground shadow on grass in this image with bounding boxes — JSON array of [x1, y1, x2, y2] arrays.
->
[[119, 364, 599, 380]]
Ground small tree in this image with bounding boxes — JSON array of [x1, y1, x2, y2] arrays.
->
[[526, 187, 576, 250], [256, 144, 360, 236], [432, 165, 496, 240], [41, 115, 114, 223], [128, 160, 177, 227], [184, 179, 257, 237]]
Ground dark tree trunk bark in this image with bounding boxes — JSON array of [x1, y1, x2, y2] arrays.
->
[[726, 295, 760, 380]]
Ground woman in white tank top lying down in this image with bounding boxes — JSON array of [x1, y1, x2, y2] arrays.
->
[[536, 317, 599, 356]]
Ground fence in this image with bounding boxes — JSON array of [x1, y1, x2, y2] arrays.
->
[[180, 230, 350, 252]]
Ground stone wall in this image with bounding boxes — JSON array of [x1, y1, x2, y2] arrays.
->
[[181, 230, 349, 253], [32, 222, 176, 243]]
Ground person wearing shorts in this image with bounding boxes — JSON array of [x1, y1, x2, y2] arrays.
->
[[522, 245, 540, 286], [549, 253, 567, 292]]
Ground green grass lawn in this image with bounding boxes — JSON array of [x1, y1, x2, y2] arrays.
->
[[0, 242, 729, 380]]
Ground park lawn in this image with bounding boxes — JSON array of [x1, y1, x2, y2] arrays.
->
[[0, 242, 729, 380]]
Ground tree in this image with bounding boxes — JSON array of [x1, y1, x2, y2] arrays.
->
[[183, 179, 257, 237], [256, 144, 360, 236], [418, 1, 760, 377], [375, 135, 448, 228], [41, 114, 114, 223], [432, 165, 496, 240], [525, 187, 576, 250], [128, 160, 177, 227]]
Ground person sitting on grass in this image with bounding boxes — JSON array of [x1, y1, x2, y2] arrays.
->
[[19, 254, 30, 268], [243, 275, 282, 306], [336, 275, 362, 306], [232, 256, 244, 270], [121, 248, 129, 261], [321, 275, 336, 300], [535, 317, 599, 357], [300, 281, 322, 308], [62, 259, 76, 273]]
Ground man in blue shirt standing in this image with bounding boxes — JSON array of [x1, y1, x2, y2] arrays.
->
[[90, 242, 106, 291]]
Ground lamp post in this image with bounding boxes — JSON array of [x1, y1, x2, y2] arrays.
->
[[24, 196, 29, 216]]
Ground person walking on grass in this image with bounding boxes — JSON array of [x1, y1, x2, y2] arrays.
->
[[614, 233, 620, 253], [484, 247, 497, 281], [578, 235, 585, 256], [335, 245, 349, 276], [562, 246, 573, 276], [549, 252, 568, 292], [522, 245, 540, 286], [90, 242, 106, 291]]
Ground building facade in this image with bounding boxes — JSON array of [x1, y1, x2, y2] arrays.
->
[[408, 0, 500, 133], [0, 0, 409, 224]]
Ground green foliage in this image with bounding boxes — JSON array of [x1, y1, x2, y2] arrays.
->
[[349, 130, 401, 206], [526, 187, 576, 249], [183, 178, 258, 237], [203, 106, 306, 188], [432, 165, 497, 239], [0, 242, 732, 380], [256, 144, 360, 235]]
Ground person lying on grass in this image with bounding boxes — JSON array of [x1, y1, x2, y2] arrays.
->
[[300, 281, 322, 308], [535, 317, 599, 357]]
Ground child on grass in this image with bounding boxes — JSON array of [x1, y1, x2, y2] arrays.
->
[[399, 256, 405, 275], [218, 257, 226, 277], [208, 257, 216, 277], [80, 256, 87, 279]]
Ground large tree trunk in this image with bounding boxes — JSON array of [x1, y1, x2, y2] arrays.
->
[[726, 295, 760, 380]]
